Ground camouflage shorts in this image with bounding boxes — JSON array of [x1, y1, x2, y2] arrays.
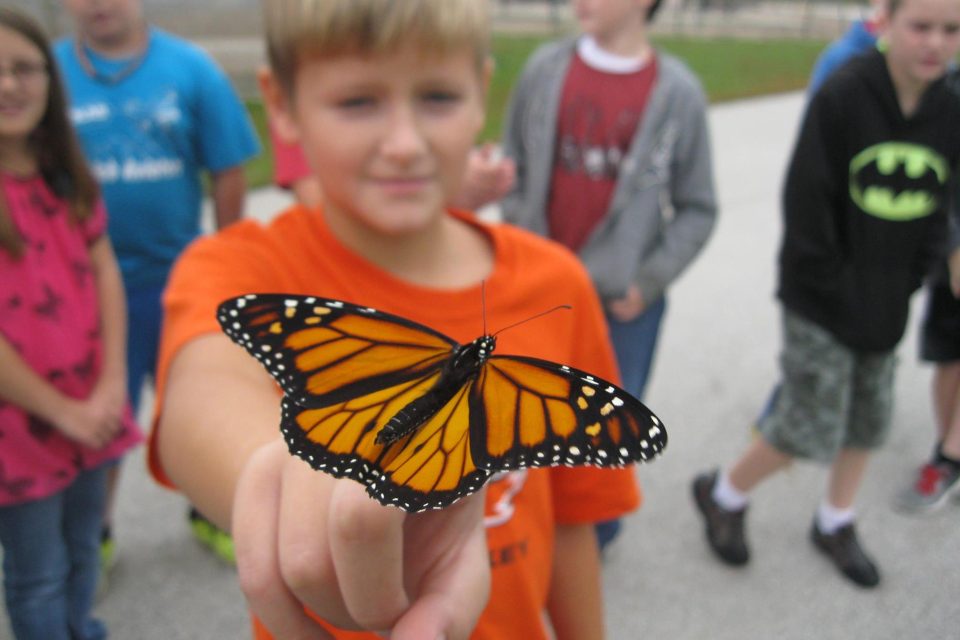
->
[[758, 310, 897, 463]]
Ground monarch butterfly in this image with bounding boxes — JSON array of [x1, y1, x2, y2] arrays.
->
[[217, 293, 666, 512]]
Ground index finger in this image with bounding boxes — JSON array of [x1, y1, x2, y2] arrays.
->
[[235, 444, 334, 640], [328, 481, 410, 631]]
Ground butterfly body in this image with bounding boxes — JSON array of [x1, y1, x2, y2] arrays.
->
[[218, 294, 666, 512], [376, 335, 496, 446]]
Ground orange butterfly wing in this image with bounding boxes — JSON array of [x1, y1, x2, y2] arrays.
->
[[219, 294, 489, 511], [218, 294, 455, 407], [469, 356, 666, 471], [280, 378, 490, 512]]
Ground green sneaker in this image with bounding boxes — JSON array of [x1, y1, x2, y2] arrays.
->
[[99, 527, 117, 573], [188, 507, 236, 565], [97, 526, 116, 601]]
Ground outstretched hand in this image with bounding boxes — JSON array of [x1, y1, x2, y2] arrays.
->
[[233, 440, 491, 640]]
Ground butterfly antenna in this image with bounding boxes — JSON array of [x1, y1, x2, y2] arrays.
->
[[493, 304, 572, 337], [482, 281, 488, 336]]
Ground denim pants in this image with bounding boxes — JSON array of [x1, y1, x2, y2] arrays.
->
[[606, 296, 667, 401], [0, 464, 110, 640], [595, 296, 667, 549], [125, 283, 164, 413]]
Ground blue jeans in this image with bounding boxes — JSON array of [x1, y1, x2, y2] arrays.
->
[[0, 465, 110, 640], [606, 296, 667, 401], [596, 296, 667, 550], [125, 283, 164, 413]]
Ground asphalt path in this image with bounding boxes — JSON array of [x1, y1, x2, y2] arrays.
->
[[3, 90, 958, 639]]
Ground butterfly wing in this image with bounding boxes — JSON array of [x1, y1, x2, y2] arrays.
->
[[219, 293, 491, 511], [217, 294, 458, 407], [280, 376, 490, 512], [469, 355, 666, 471]]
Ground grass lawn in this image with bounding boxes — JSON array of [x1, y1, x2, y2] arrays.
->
[[243, 34, 828, 189]]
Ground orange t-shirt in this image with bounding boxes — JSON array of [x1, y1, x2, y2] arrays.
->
[[150, 205, 642, 639]]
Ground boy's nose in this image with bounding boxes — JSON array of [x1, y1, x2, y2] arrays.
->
[[381, 105, 427, 162]]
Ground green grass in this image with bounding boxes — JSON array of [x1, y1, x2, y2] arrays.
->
[[243, 100, 274, 190], [654, 36, 829, 102], [243, 34, 829, 188]]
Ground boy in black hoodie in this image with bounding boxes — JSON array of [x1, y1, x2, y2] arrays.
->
[[692, 0, 960, 588]]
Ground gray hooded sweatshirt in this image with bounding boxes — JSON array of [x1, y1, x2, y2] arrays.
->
[[500, 38, 718, 305]]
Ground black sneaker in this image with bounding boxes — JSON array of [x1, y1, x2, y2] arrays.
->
[[692, 470, 749, 566], [810, 522, 880, 588]]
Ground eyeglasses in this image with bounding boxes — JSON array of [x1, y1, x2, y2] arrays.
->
[[0, 61, 48, 85]]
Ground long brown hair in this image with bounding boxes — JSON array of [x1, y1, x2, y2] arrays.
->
[[0, 7, 100, 259]]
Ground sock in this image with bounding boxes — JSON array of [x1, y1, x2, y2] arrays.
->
[[712, 469, 749, 512], [934, 444, 960, 472], [816, 500, 855, 535]]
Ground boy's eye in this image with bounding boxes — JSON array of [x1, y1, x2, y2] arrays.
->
[[422, 91, 460, 103], [337, 96, 377, 109]]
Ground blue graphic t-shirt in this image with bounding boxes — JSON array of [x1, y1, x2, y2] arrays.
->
[[54, 29, 260, 288]]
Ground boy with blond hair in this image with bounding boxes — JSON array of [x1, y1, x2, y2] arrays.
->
[[149, 1, 642, 638]]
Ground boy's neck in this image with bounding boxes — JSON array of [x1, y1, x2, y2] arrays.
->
[[81, 21, 149, 59], [323, 207, 494, 289], [885, 60, 930, 118], [587, 20, 651, 60], [579, 36, 652, 73]]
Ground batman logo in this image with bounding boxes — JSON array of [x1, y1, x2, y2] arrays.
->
[[849, 142, 948, 221]]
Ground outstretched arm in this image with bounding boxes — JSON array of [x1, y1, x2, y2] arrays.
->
[[158, 334, 491, 639]]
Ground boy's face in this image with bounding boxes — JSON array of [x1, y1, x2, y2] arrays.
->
[[272, 45, 488, 238], [63, 0, 144, 50], [882, 0, 960, 85], [573, 0, 649, 40]]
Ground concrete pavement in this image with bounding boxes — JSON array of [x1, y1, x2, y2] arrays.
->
[[3, 90, 958, 639]]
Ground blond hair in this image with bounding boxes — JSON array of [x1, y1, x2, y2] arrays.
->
[[263, 0, 491, 95]]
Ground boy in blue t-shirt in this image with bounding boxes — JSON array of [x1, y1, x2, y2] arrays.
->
[[56, 0, 260, 567]]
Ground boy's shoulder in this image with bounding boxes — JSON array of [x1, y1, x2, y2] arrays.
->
[[185, 205, 305, 258], [816, 48, 880, 98], [521, 36, 578, 73], [146, 28, 226, 74], [52, 37, 72, 58], [654, 49, 708, 100], [492, 219, 593, 285]]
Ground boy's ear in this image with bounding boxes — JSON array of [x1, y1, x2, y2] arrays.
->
[[481, 55, 494, 99], [873, 0, 893, 35], [257, 65, 301, 145]]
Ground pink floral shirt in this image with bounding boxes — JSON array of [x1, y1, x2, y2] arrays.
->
[[0, 173, 141, 506]]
